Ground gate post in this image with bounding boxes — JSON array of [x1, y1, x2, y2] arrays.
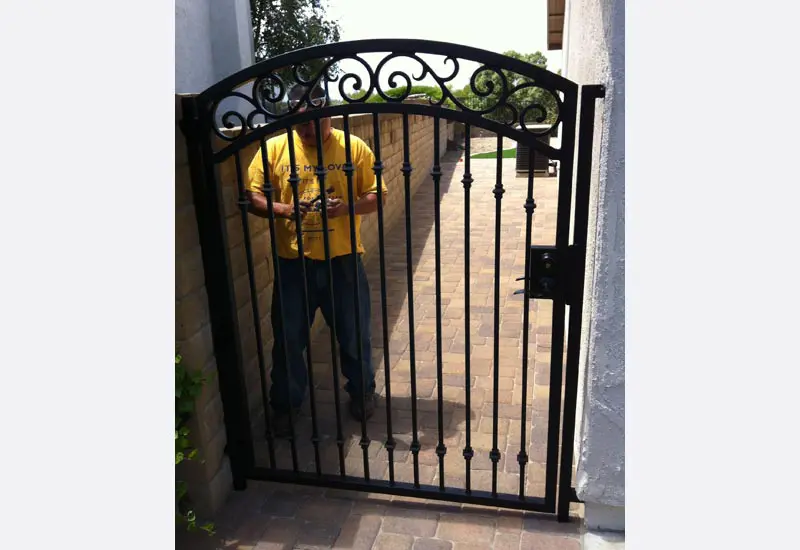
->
[[180, 95, 254, 490]]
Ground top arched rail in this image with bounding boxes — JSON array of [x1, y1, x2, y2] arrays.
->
[[193, 39, 579, 158]]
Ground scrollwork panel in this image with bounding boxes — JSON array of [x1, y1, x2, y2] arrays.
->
[[202, 43, 572, 156]]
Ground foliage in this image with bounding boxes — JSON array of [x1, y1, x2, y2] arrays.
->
[[358, 52, 558, 124], [175, 352, 215, 536], [364, 85, 436, 102], [452, 50, 558, 125], [364, 85, 458, 109], [250, 0, 342, 87]]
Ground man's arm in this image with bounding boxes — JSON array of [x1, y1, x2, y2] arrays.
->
[[325, 141, 386, 218], [326, 185, 385, 218], [353, 191, 383, 214], [247, 143, 309, 220], [247, 190, 309, 220]]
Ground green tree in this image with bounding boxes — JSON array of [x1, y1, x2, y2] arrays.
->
[[250, 0, 341, 74], [454, 50, 559, 126], [250, 0, 342, 110]]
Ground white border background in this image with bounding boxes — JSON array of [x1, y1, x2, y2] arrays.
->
[[1, 1, 799, 548]]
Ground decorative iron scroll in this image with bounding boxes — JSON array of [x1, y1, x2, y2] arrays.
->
[[202, 41, 574, 154]]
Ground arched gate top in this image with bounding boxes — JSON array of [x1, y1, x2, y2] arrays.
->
[[193, 39, 579, 161]]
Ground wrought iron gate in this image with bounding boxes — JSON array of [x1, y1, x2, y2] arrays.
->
[[180, 39, 604, 522]]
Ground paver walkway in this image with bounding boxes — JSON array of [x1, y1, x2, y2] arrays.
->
[[177, 479, 582, 549], [178, 152, 583, 549]]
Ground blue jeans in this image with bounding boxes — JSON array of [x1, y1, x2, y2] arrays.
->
[[269, 253, 375, 413]]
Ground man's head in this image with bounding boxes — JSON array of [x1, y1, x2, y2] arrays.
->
[[288, 83, 331, 146]]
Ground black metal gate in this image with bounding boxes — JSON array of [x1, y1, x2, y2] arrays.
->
[[180, 39, 604, 522]]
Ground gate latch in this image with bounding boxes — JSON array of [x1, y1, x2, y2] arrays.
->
[[515, 245, 564, 301]]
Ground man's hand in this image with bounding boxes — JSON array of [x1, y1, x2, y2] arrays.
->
[[278, 200, 311, 219], [326, 198, 349, 218]]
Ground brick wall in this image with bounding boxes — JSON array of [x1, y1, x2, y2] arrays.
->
[[175, 96, 448, 518]]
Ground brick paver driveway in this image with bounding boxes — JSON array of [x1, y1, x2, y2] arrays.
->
[[182, 152, 582, 549]]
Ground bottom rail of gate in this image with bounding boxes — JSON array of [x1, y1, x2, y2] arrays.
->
[[248, 467, 581, 513]]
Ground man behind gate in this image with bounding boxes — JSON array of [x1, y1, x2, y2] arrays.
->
[[246, 83, 387, 437]]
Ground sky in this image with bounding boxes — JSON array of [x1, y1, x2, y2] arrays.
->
[[323, 0, 561, 99]]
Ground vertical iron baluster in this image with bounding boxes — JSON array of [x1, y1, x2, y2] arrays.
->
[[431, 117, 447, 490], [544, 85, 579, 514], [312, 118, 346, 477], [490, 133, 505, 497], [544, 148, 575, 507], [372, 114, 396, 484], [285, 129, 321, 474], [461, 126, 474, 493], [233, 151, 276, 469], [402, 113, 421, 487], [517, 149, 536, 499], [544, 302, 566, 505], [259, 138, 299, 471], [557, 84, 606, 521], [342, 115, 371, 481]]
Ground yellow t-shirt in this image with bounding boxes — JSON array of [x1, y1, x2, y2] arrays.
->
[[247, 128, 386, 260]]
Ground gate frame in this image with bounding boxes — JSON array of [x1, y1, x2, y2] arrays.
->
[[180, 39, 605, 521]]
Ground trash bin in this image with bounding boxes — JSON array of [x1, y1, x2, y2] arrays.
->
[[515, 124, 556, 176]]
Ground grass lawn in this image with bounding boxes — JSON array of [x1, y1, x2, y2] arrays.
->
[[471, 148, 517, 159]]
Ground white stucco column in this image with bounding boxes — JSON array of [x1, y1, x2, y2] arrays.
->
[[175, 0, 254, 94], [562, 0, 625, 534]]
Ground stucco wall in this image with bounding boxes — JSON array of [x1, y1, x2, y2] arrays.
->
[[175, 0, 254, 93], [562, 0, 625, 528]]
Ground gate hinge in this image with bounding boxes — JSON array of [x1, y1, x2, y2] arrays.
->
[[514, 245, 583, 305]]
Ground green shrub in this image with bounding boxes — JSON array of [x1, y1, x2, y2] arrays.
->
[[364, 85, 457, 109], [175, 352, 215, 536]]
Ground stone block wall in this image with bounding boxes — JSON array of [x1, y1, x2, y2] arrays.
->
[[175, 96, 233, 518]]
